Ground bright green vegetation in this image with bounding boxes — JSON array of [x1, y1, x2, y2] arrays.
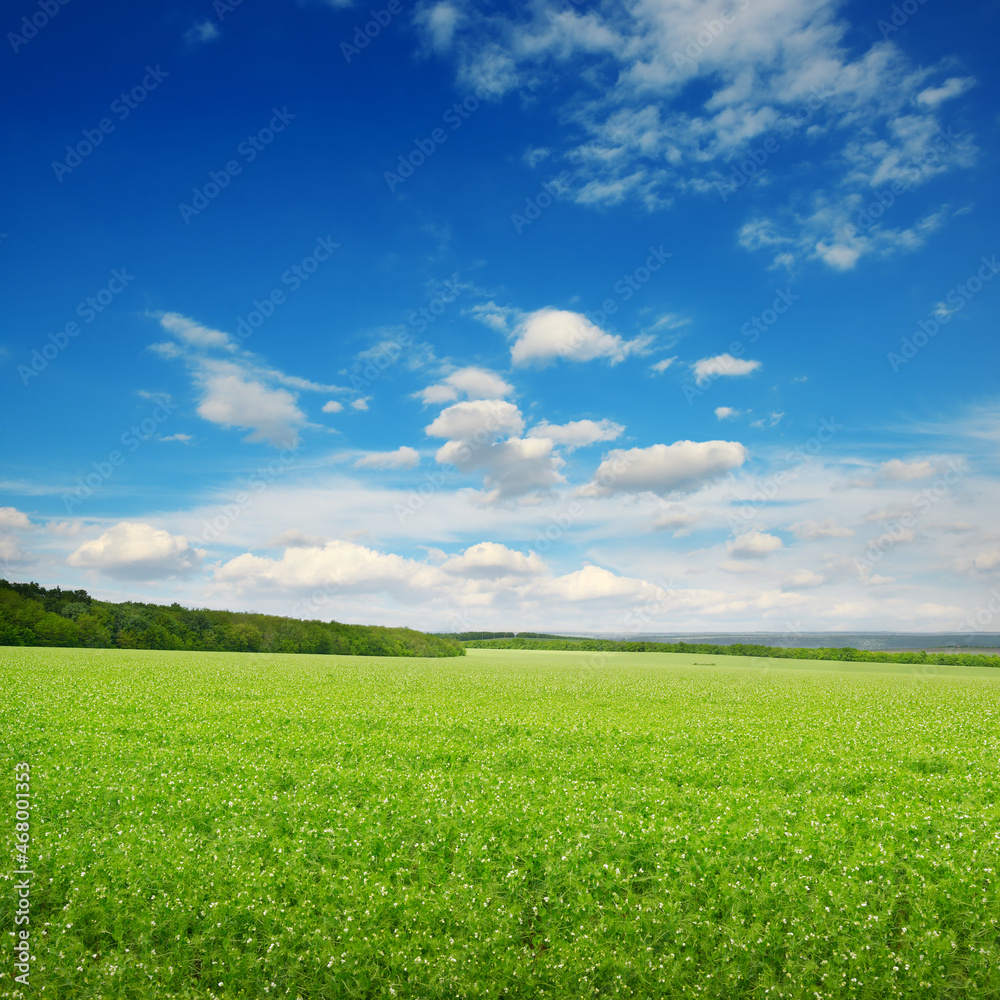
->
[[3, 645, 999, 999], [460, 635, 1000, 668], [0, 579, 463, 657]]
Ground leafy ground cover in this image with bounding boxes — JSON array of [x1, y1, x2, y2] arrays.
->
[[2, 646, 999, 999]]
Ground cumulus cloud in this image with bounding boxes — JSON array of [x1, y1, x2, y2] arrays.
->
[[439, 541, 546, 579], [0, 507, 34, 567], [0, 508, 32, 531], [587, 440, 747, 497], [783, 569, 826, 589], [436, 436, 566, 501], [418, 366, 515, 404], [728, 531, 783, 560], [652, 507, 701, 536], [692, 354, 761, 386], [425, 399, 524, 442], [527, 418, 624, 450], [322, 400, 344, 414], [425, 400, 563, 500], [510, 308, 651, 366], [353, 447, 420, 470], [715, 406, 740, 420], [67, 522, 204, 580], [849, 455, 959, 487], [789, 519, 854, 540], [196, 369, 305, 448]]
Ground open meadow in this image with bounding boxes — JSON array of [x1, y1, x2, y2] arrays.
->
[[3, 645, 999, 999]]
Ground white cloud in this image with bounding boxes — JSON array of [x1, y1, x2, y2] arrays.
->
[[416, 2, 461, 52], [0, 508, 32, 531], [784, 569, 826, 588], [650, 357, 677, 374], [728, 531, 783, 560], [879, 458, 939, 481], [322, 400, 344, 413], [916, 77, 974, 107], [267, 529, 329, 549], [527, 418, 624, 450], [715, 406, 740, 420], [652, 507, 701, 536], [418, 366, 514, 404], [158, 312, 232, 350], [353, 447, 420, 471], [425, 399, 524, 442], [184, 20, 219, 44], [749, 412, 784, 429], [196, 369, 305, 448], [350, 398, 370, 411], [587, 440, 747, 497], [67, 522, 204, 581], [470, 301, 520, 333], [0, 507, 34, 567], [150, 312, 351, 447], [420, 0, 977, 271], [692, 354, 761, 386], [159, 433, 193, 443], [439, 541, 546, 579], [436, 436, 566, 502], [510, 308, 651, 366], [789, 519, 854, 540]]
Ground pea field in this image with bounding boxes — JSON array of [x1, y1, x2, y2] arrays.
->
[[2, 645, 999, 999]]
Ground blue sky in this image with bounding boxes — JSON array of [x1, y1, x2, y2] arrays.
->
[[2, 0, 999, 632]]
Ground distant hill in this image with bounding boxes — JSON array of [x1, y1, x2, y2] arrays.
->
[[0, 579, 464, 658]]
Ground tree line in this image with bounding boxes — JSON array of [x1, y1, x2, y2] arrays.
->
[[458, 636, 1000, 668], [0, 579, 464, 657]]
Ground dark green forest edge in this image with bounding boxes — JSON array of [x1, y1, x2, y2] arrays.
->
[[0, 579, 464, 657], [451, 634, 1000, 668]]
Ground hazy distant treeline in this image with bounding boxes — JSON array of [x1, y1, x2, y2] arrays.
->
[[0, 579, 464, 657], [460, 636, 1000, 668]]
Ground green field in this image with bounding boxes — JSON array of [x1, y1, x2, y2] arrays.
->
[[3, 646, 999, 999]]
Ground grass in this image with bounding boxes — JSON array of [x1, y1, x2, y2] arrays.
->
[[2, 645, 999, 999]]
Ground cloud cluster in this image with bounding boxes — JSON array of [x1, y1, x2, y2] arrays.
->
[[588, 440, 747, 497], [67, 522, 204, 581], [150, 312, 351, 448], [416, 0, 977, 268], [510, 308, 651, 366]]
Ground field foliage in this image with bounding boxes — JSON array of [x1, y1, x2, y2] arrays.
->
[[2, 646, 999, 999]]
